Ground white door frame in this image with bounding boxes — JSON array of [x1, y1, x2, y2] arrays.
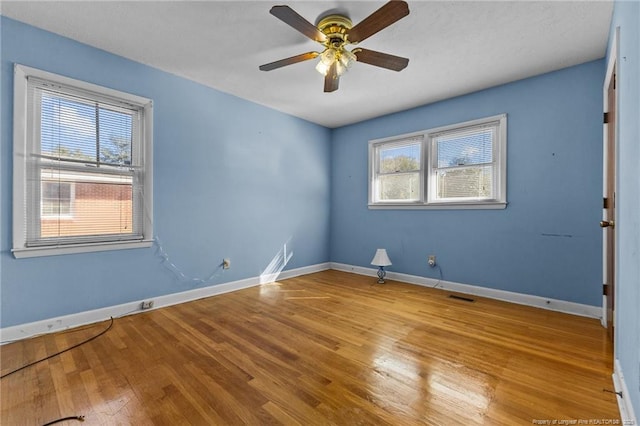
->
[[601, 27, 618, 329]]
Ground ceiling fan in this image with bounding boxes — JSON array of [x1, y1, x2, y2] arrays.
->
[[259, 1, 410, 93]]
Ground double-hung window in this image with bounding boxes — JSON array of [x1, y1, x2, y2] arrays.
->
[[13, 65, 154, 258], [369, 114, 507, 209], [372, 136, 423, 203]]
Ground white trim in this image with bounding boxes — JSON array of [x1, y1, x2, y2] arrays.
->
[[369, 201, 507, 210], [12, 64, 154, 259], [1, 261, 599, 342], [370, 136, 424, 204], [427, 115, 507, 205], [17, 64, 151, 106], [13, 64, 28, 253], [261, 262, 331, 284], [601, 28, 619, 329], [142, 99, 154, 243], [0, 262, 330, 343], [12, 239, 155, 258], [330, 263, 601, 318], [368, 114, 507, 209], [613, 359, 637, 424]]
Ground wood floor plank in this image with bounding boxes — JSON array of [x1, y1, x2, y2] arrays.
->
[[1, 270, 620, 424]]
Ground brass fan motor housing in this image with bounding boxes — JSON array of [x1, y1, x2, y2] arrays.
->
[[317, 15, 353, 48]]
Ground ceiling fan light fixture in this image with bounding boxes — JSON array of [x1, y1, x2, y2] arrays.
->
[[316, 48, 337, 75], [316, 47, 356, 76], [261, 2, 410, 92], [339, 48, 357, 69], [320, 48, 337, 64], [315, 59, 330, 75]]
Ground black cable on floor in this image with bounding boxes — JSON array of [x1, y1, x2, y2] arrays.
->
[[42, 415, 85, 425], [0, 317, 114, 380]]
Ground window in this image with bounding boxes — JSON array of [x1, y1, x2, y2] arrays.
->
[[369, 114, 506, 209], [13, 64, 154, 258], [41, 181, 74, 218], [373, 136, 423, 202]]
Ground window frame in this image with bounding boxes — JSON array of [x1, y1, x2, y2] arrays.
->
[[13, 64, 154, 258], [368, 114, 507, 210], [371, 136, 424, 204]]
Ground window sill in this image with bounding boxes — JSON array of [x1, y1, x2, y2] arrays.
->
[[12, 239, 154, 258], [368, 201, 507, 210]]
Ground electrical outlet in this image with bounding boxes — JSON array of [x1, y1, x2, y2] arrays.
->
[[428, 255, 436, 267], [223, 258, 231, 269], [141, 300, 154, 310]]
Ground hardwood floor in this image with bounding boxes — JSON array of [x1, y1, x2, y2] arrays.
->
[[1, 270, 620, 425]]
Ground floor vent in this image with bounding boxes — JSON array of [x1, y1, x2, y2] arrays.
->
[[448, 294, 475, 302]]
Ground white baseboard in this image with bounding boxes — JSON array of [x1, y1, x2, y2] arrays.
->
[[1, 261, 599, 343], [271, 262, 331, 281], [613, 359, 638, 424], [330, 262, 601, 319], [0, 262, 331, 343]]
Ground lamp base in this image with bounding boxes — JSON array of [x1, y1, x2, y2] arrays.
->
[[377, 266, 386, 284]]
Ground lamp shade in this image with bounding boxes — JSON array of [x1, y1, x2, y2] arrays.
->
[[371, 249, 392, 267]]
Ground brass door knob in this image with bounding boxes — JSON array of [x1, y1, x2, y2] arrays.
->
[[600, 220, 615, 228]]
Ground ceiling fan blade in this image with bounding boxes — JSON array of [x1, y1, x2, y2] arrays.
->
[[259, 52, 319, 71], [324, 62, 339, 92], [348, 1, 410, 44], [354, 48, 409, 71], [270, 5, 327, 43]]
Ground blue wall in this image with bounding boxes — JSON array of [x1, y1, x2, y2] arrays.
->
[[3, 4, 635, 418], [609, 0, 640, 416], [0, 17, 331, 327], [0, 12, 619, 339], [330, 60, 605, 306]]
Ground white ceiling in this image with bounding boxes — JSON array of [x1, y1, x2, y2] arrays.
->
[[2, 1, 613, 128]]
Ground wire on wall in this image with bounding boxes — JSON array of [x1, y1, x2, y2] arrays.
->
[[431, 263, 444, 288], [154, 237, 223, 286]]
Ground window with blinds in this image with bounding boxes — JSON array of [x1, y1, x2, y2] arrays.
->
[[430, 122, 498, 202], [368, 114, 506, 209], [373, 137, 423, 202], [13, 65, 154, 258]]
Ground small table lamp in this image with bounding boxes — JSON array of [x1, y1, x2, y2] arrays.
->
[[371, 249, 392, 284]]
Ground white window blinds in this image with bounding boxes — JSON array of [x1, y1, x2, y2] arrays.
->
[[432, 123, 498, 201], [368, 114, 506, 209], [24, 77, 146, 247]]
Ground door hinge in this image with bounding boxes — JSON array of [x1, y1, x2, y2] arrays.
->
[[603, 197, 609, 209], [604, 112, 609, 124], [603, 284, 608, 295]]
